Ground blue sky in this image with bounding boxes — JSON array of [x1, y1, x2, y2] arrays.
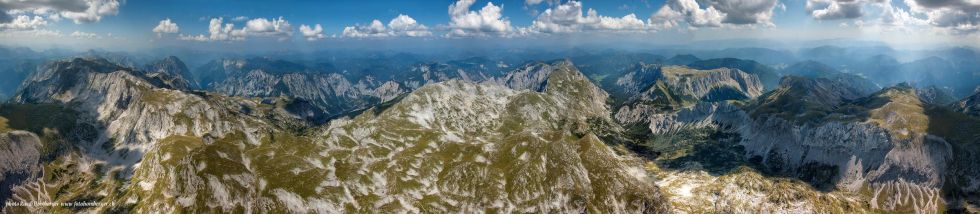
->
[[0, 0, 977, 51], [122, 0, 662, 34], [109, 0, 675, 39]]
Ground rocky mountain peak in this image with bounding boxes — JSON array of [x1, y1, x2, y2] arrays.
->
[[145, 56, 189, 75], [686, 58, 781, 91], [143, 56, 195, 90], [492, 60, 558, 92], [541, 60, 611, 119], [915, 85, 956, 105]]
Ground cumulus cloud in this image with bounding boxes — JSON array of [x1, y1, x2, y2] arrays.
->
[[343, 20, 389, 38], [905, 0, 980, 33], [0, 0, 122, 24], [388, 14, 433, 37], [179, 17, 295, 42], [245, 16, 292, 38], [878, 1, 928, 28], [179, 17, 243, 41], [529, 1, 650, 33], [650, 0, 778, 29], [152, 18, 179, 37], [650, 0, 725, 28], [208, 17, 246, 41], [711, 0, 781, 24], [806, 0, 980, 34], [342, 14, 432, 38], [446, 0, 516, 37], [806, 0, 870, 20], [299, 24, 325, 41], [0, 15, 46, 30]]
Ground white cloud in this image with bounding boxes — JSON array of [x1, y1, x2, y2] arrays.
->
[[0, 0, 122, 24], [878, 2, 928, 28], [650, 0, 725, 28], [803, 0, 966, 34], [905, 0, 980, 33], [179, 17, 243, 42], [245, 16, 292, 38], [388, 14, 432, 37], [0, 15, 46, 30], [180, 16, 295, 42], [152, 18, 179, 37], [446, 0, 516, 37], [529, 1, 651, 33], [58, 0, 120, 23], [208, 17, 246, 41], [342, 14, 432, 38], [299, 24, 325, 41], [708, 0, 780, 25], [232, 16, 248, 21], [806, 0, 869, 20], [343, 20, 389, 38], [69, 30, 99, 39], [650, 0, 778, 29]]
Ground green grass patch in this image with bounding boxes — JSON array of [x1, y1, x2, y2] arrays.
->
[[0, 104, 78, 134], [0, 104, 82, 161], [631, 127, 747, 174], [0, 116, 9, 133]]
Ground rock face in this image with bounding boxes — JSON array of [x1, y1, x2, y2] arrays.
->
[[400, 58, 508, 88], [916, 85, 956, 105], [209, 67, 405, 118], [142, 56, 196, 90], [491, 60, 563, 92], [686, 58, 781, 91], [200, 58, 522, 120], [199, 58, 466, 119], [10, 57, 277, 173], [954, 88, 980, 117], [0, 130, 41, 209], [656, 66, 764, 102], [613, 65, 764, 124], [741, 85, 954, 213], [633, 77, 967, 213]]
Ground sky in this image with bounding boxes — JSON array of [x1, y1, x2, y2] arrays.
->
[[0, 0, 978, 52]]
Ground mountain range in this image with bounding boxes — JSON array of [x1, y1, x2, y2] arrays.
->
[[0, 47, 978, 213]]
